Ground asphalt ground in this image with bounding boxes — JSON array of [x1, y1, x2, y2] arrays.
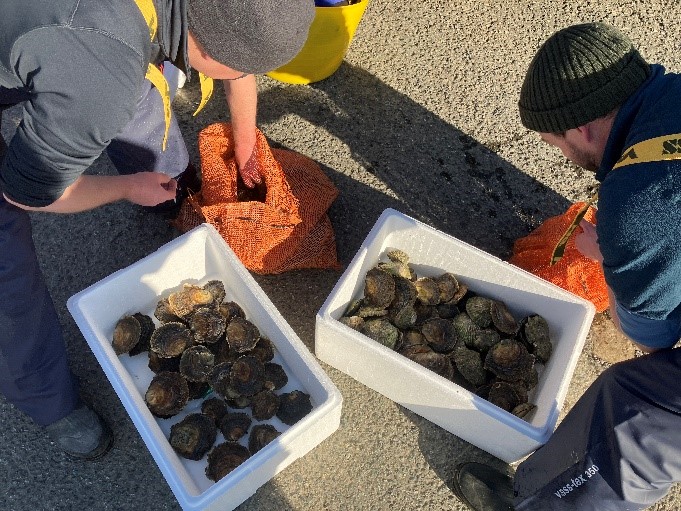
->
[[1, 1, 679, 510]]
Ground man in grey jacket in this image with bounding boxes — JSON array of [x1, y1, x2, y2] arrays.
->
[[0, 0, 313, 460]]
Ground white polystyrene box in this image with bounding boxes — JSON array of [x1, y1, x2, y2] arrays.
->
[[67, 223, 342, 511], [316, 209, 594, 463]]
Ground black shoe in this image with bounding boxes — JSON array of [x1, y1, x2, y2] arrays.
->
[[45, 405, 114, 461], [451, 462, 516, 511], [146, 163, 202, 219]]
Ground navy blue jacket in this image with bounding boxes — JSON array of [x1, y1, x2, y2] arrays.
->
[[597, 64, 681, 322]]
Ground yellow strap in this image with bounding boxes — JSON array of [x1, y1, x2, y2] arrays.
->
[[145, 64, 172, 150], [134, 0, 157, 39], [613, 132, 681, 169], [193, 72, 214, 116], [550, 190, 599, 265], [550, 132, 681, 265], [133, 0, 171, 150]]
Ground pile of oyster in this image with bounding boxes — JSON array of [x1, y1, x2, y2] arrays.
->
[[339, 249, 553, 420], [112, 280, 313, 482]]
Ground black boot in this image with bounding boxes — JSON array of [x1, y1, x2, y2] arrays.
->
[[45, 404, 114, 461], [451, 462, 516, 511], [145, 163, 202, 219]]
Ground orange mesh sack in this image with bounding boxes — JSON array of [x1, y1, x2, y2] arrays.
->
[[508, 202, 609, 312], [171, 122, 341, 274]]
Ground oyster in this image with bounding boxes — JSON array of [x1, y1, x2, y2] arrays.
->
[[421, 318, 458, 353], [390, 276, 418, 310], [519, 365, 539, 390], [486, 381, 528, 413], [472, 328, 502, 354], [154, 298, 183, 324], [413, 302, 437, 326], [436, 273, 460, 303], [226, 396, 252, 409], [339, 316, 364, 331], [276, 390, 313, 425], [207, 362, 233, 398], [399, 330, 427, 349], [250, 337, 275, 363], [229, 355, 265, 397], [250, 390, 281, 421], [414, 277, 440, 306], [520, 315, 553, 363], [512, 402, 537, 419], [356, 305, 389, 319], [202, 280, 226, 305], [225, 317, 260, 353], [201, 397, 230, 427], [484, 339, 535, 382], [128, 313, 155, 356], [212, 338, 240, 366], [360, 318, 400, 349], [205, 442, 251, 482], [168, 283, 214, 318], [145, 371, 189, 418], [112, 315, 142, 355], [451, 346, 488, 387], [187, 380, 210, 400], [406, 350, 454, 380], [399, 343, 433, 360], [189, 307, 226, 344], [465, 296, 493, 328], [452, 313, 478, 349], [490, 300, 519, 335], [179, 345, 215, 382], [150, 322, 193, 358], [248, 424, 281, 454], [148, 351, 180, 374], [377, 261, 413, 280], [169, 413, 217, 460], [386, 249, 410, 264], [449, 282, 469, 305], [219, 412, 252, 442], [219, 301, 246, 324], [263, 362, 288, 391], [363, 268, 396, 309], [390, 305, 418, 330], [435, 302, 459, 319], [343, 298, 363, 317]]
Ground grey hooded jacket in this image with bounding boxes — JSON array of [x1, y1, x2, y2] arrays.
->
[[0, 0, 188, 207]]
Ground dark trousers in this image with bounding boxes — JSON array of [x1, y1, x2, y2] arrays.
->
[[0, 76, 187, 426], [514, 348, 681, 510], [0, 195, 81, 426]]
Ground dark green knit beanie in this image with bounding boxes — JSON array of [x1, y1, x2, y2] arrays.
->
[[518, 23, 650, 133]]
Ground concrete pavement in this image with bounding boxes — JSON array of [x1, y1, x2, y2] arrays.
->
[[1, 1, 679, 510]]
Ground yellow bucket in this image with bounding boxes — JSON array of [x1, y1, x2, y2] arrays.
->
[[266, 0, 370, 85]]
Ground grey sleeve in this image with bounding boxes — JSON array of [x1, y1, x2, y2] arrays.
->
[[0, 26, 146, 207]]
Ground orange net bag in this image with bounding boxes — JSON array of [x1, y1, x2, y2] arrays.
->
[[508, 202, 609, 312], [171, 122, 341, 274]]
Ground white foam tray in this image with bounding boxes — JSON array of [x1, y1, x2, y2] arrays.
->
[[68, 224, 342, 511], [316, 209, 594, 462]]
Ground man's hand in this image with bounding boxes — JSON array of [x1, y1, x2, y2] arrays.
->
[[222, 74, 260, 188], [236, 145, 262, 188], [123, 172, 178, 206], [4, 172, 178, 213], [575, 219, 603, 263]]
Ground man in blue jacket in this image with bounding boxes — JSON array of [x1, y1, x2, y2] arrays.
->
[[452, 23, 681, 510], [0, 0, 313, 460]]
